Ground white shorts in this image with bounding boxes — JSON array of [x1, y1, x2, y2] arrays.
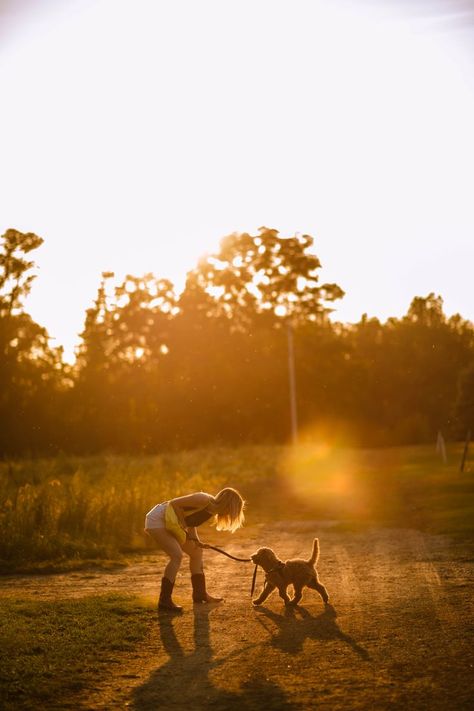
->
[[145, 502, 168, 529]]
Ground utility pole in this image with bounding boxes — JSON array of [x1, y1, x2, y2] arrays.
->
[[287, 322, 298, 445]]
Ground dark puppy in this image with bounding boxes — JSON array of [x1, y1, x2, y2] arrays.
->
[[251, 538, 329, 607]]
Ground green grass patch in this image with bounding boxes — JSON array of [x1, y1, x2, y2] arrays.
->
[[0, 594, 152, 710]]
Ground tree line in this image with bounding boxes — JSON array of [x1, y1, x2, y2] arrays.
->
[[1, 227, 473, 456]]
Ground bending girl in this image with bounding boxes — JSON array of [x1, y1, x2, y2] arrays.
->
[[145, 487, 245, 611]]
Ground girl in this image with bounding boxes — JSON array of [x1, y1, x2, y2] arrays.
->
[[145, 487, 245, 611]]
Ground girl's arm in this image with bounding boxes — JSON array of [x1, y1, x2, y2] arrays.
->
[[170, 492, 212, 532], [187, 526, 210, 549]]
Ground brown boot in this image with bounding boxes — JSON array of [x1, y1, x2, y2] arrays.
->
[[191, 573, 223, 603], [158, 577, 183, 612]]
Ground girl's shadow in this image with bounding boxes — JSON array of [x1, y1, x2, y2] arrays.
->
[[131, 606, 301, 710], [255, 603, 370, 660]]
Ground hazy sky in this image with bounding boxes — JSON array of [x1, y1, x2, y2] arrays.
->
[[1, 0, 473, 360]]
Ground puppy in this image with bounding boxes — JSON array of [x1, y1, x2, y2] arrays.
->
[[250, 538, 329, 607]]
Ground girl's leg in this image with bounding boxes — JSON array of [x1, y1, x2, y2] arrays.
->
[[181, 538, 203, 575], [181, 539, 223, 603], [147, 529, 183, 582]]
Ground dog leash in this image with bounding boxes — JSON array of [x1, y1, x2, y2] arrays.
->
[[208, 543, 259, 597], [251, 564, 259, 597], [205, 544, 253, 563], [188, 537, 252, 563], [250, 561, 285, 598], [188, 536, 257, 596]]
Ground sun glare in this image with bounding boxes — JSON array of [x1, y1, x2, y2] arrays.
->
[[278, 414, 378, 519]]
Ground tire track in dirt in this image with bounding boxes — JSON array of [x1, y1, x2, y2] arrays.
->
[[405, 530, 473, 660]]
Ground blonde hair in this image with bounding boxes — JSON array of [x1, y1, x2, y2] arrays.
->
[[212, 487, 245, 532]]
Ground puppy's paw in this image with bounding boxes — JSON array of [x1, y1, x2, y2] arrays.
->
[[252, 600, 262, 606]]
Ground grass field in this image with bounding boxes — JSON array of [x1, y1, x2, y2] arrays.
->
[[1, 442, 473, 573], [0, 595, 151, 710]]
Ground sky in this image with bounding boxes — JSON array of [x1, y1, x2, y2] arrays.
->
[[1, 0, 473, 361]]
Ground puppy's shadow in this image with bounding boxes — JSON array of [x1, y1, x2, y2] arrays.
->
[[255, 603, 370, 660]]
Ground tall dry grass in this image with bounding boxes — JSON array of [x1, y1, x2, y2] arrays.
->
[[0, 447, 275, 570]]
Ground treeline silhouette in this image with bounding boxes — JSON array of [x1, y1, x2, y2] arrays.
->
[[1, 227, 473, 456]]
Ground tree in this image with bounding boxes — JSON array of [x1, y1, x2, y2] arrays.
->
[[75, 272, 176, 370], [0, 228, 44, 354], [183, 227, 344, 328], [341, 295, 474, 444], [73, 272, 178, 450], [454, 365, 474, 437], [0, 229, 65, 454], [176, 227, 345, 444]]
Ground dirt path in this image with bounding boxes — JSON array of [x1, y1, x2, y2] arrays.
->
[[2, 522, 473, 710]]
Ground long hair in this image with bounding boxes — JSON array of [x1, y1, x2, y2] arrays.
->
[[213, 487, 245, 532]]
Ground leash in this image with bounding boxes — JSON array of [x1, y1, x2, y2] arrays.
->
[[208, 543, 259, 597], [188, 537, 252, 563], [188, 536, 257, 596], [205, 544, 253, 563], [251, 564, 259, 597], [250, 561, 285, 598]]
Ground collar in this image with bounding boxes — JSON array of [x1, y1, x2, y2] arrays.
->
[[267, 561, 285, 574]]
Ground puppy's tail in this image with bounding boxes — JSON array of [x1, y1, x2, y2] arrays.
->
[[308, 538, 320, 566]]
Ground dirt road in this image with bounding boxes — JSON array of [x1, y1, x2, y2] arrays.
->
[[1, 521, 473, 710]]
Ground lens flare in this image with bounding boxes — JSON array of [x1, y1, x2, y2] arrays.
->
[[280, 423, 372, 521]]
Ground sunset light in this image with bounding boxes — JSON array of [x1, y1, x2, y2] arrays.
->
[[1, 0, 473, 359], [1, 3, 474, 709]]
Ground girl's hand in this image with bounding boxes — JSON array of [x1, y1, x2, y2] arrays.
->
[[185, 535, 207, 548]]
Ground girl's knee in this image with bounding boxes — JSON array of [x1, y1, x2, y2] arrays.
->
[[186, 547, 202, 561], [170, 550, 183, 566]]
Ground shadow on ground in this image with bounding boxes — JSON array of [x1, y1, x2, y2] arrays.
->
[[254, 603, 370, 660], [131, 603, 369, 710]]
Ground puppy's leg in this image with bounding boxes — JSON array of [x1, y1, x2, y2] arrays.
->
[[253, 581, 276, 606], [308, 577, 329, 604], [277, 585, 291, 606], [289, 584, 303, 606]]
